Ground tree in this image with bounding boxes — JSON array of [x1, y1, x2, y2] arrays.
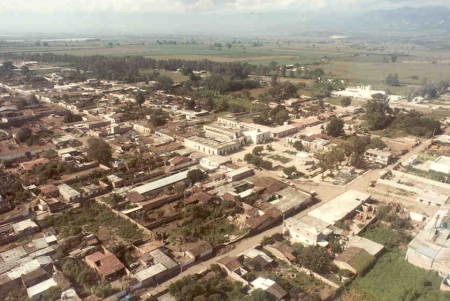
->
[[293, 141, 304, 151], [282, 166, 298, 178], [156, 74, 174, 91], [271, 74, 278, 86], [293, 244, 333, 274], [87, 137, 112, 165], [15, 126, 32, 143], [268, 61, 279, 71], [315, 148, 345, 178], [390, 53, 398, 63], [368, 137, 386, 150], [252, 146, 264, 156], [365, 96, 394, 130], [186, 99, 196, 110], [136, 92, 145, 106], [386, 74, 400, 86], [249, 289, 274, 301], [187, 169, 206, 184], [43, 42, 49, 47], [259, 160, 273, 170], [42, 286, 62, 301], [64, 111, 83, 123], [342, 136, 369, 167], [340, 96, 352, 107], [326, 117, 344, 137], [21, 65, 30, 76], [271, 105, 290, 125]]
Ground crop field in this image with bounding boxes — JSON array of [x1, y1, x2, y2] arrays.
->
[[323, 60, 450, 86], [4, 39, 450, 91]]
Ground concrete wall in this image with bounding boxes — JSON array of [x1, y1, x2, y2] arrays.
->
[[391, 170, 450, 190]]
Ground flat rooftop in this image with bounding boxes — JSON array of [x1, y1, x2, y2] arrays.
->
[[131, 170, 188, 195], [201, 155, 231, 165], [308, 190, 371, 225], [417, 191, 449, 206], [226, 166, 253, 178], [27, 277, 57, 298], [57, 183, 80, 199], [185, 135, 239, 149], [271, 187, 310, 213], [434, 156, 450, 167], [407, 204, 450, 266], [285, 214, 332, 236], [347, 235, 384, 256], [365, 148, 392, 157]]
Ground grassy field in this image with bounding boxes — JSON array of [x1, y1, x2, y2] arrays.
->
[[352, 250, 449, 301], [4, 40, 450, 91]]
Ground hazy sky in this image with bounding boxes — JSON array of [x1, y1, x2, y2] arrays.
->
[[0, 0, 449, 36]]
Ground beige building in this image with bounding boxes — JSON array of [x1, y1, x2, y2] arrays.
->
[[204, 124, 241, 140], [364, 149, 392, 166], [243, 129, 271, 144], [184, 135, 240, 156], [284, 215, 333, 246]]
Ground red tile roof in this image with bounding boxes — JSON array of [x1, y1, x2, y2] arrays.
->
[[85, 251, 125, 277]]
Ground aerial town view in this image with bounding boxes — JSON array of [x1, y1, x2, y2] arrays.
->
[[1, 1, 450, 301]]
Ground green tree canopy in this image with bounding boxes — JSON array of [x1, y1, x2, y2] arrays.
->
[[87, 137, 112, 165], [15, 126, 32, 143], [340, 96, 352, 107], [326, 117, 344, 137], [386, 73, 400, 86], [293, 141, 304, 151], [136, 91, 145, 106], [365, 97, 393, 130], [252, 146, 264, 156], [187, 169, 207, 184]]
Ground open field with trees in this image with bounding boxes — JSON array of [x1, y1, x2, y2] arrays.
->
[[5, 39, 450, 99]]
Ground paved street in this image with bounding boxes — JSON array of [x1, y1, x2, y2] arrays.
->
[[138, 138, 434, 300]]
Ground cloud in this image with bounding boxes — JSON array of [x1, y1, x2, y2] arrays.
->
[[0, 0, 449, 15]]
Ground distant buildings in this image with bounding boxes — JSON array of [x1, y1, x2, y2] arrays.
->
[[331, 85, 385, 100]]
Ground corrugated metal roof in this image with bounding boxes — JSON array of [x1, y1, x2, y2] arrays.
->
[[131, 170, 188, 195]]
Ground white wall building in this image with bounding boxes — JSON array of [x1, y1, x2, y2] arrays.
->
[[332, 85, 385, 100], [429, 156, 450, 174], [184, 136, 240, 156], [200, 156, 231, 170], [243, 129, 271, 144]]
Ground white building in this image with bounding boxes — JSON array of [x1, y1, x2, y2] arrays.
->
[[331, 85, 385, 100], [199, 155, 231, 171], [429, 156, 450, 174], [307, 190, 371, 225], [406, 204, 450, 277], [284, 214, 333, 246], [130, 170, 189, 197], [364, 149, 392, 166], [243, 129, 271, 144], [57, 184, 81, 202], [184, 136, 240, 156], [27, 278, 58, 299], [417, 191, 450, 207], [250, 277, 287, 301]]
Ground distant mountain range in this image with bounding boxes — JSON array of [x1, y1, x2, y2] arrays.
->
[[1, 5, 450, 38], [355, 6, 450, 32]]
